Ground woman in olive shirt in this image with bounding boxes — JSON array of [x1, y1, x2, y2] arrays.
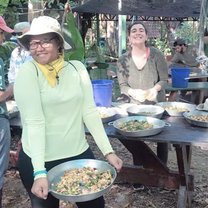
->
[[117, 21, 169, 164]]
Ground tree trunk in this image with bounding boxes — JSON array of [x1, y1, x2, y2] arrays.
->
[[28, 0, 44, 22]]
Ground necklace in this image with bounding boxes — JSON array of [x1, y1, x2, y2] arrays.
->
[[47, 62, 69, 85], [47, 64, 60, 84]]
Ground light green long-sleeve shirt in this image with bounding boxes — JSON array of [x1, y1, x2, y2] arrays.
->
[[14, 60, 113, 173]]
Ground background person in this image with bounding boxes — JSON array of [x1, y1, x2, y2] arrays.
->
[[14, 16, 122, 208], [0, 22, 32, 167], [170, 38, 199, 68], [168, 39, 202, 102], [117, 21, 169, 165], [0, 21, 32, 102], [0, 16, 14, 208]]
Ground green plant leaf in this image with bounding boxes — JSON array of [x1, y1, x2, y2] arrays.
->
[[0, 0, 9, 15], [64, 12, 85, 62]]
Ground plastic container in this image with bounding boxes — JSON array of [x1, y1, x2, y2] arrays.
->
[[171, 68, 190, 88], [92, 79, 113, 107]]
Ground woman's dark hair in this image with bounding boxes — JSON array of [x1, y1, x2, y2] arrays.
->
[[52, 33, 64, 53], [127, 21, 148, 36]]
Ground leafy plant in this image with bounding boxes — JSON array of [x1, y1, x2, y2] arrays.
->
[[175, 21, 198, 45], [0, 0, 9, 15], [0, 41, 17, 85], [152, 38, 172, 56]]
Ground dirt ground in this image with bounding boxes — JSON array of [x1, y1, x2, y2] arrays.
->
[[2, 135, 208, 208]]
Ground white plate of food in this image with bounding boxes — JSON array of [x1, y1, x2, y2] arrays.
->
[[97, 107, 117, 123], [126, 104, 164, 119], [183, 110, 208, 128], [156, 102, 196, 116]]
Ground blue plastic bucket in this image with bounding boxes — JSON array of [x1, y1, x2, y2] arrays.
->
[[171, 68, 190, 88], [92, 79, 113, 107]]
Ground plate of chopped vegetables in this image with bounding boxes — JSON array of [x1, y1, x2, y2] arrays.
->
[[48, 159, 117, 202], [112, 116, 166, 137]]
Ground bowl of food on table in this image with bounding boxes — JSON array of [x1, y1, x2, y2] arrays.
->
[[96, 107, 117, 123], [126, 104, 164, 119], [112, 116, 167, 137], [183, 110, 208, 128], [156, 102, 196, 116], [48, 159, 117, 202]]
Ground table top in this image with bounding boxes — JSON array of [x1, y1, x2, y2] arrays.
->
[[102, 116, 208, 145], [10, 111, 208, 146], [165, 82, 208, 91]]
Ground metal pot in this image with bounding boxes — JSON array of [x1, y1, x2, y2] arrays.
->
[[47, 159, 117, 202], [156, 102, 196, 116], [112, 116, 166, 137], [183, 110, 208, 128], [126, 104, 164, 119]]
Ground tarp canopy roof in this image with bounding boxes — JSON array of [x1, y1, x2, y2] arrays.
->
[[73, 0, 201, 19]]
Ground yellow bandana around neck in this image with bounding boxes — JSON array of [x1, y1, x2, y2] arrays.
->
[[37, 55, 64, 87]]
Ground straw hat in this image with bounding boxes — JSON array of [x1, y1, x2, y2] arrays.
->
[[18, 16, 71, 50], [0, 16, 14, 33]]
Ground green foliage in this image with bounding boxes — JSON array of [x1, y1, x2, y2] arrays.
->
[[0, 41, 17, 85], [175, 22, 198, 45], [64, 12, 85, 62], [46, 0, 78, 9], [0, 42, 17, 62], [2, 0, 28, 28], [152, 38, 172, 56], [85, 43, 106, 63], [0, 0, 9, 15]]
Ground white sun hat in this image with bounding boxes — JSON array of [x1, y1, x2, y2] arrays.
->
[[17, 16, 71, 50]]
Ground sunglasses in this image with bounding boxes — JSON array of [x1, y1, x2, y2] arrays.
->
[[13, 32, 23, 36]]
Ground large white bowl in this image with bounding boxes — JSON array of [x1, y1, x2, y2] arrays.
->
[[156, 102, 196, 116], [97, 107, 117, 123], [126, 104, 164, 119]]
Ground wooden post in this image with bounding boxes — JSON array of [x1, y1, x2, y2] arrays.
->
[[28, 0, 44, 22]]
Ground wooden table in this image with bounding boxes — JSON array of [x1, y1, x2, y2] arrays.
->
[[86, 116, 208, 208], [9, 115, 208, 208], [165, 82, 208, 104]]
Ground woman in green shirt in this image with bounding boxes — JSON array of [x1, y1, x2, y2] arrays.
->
[[14, 16, 122, 208]]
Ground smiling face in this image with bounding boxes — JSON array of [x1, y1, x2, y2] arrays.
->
[[29, 33, 60, 65], [128, 23, 148, 47]]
